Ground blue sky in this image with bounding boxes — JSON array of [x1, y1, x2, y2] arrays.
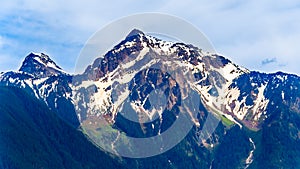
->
[[0, 0, 300, 75]]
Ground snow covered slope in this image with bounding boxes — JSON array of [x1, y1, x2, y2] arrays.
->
[[1, 30, 299, 131]]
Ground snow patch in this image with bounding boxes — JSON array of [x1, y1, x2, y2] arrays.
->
[[245, 138, 256, 168]]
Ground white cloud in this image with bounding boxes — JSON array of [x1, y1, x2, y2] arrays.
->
[[157, 0, 300, 74], [0, 0, 299, 75]]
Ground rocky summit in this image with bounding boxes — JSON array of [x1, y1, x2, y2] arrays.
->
[[0, 29, 299, 169]]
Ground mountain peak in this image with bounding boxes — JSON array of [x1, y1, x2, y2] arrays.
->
[[30, 52, 50, 60], [126, 28, 145, 38], [19, 52, 64, 78]]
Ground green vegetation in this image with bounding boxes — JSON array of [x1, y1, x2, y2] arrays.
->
[[220, 115, 235, 126], [207, 106, 235, 127], [0, 86, 124, 169], [1, 86, 300, 169]]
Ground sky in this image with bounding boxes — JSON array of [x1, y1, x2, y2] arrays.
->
[[0, 0, 300, 75]]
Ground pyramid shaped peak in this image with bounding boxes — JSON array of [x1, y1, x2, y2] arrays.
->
[[19, 52, 64, 78], [126, 29, 145, 38]]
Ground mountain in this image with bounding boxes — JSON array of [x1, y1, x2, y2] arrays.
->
[[19, 52, 64, 78], [0, 86, 125, 169], [0, 52, 79, 127], [0, 29, 299, 169]]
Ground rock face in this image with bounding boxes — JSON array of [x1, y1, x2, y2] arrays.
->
[[1, 29, 300, 168], [19, 52, 64, 78]]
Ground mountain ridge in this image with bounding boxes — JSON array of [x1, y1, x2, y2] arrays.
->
[[0, 29, 300, 168], [1, 29, 299, 130]]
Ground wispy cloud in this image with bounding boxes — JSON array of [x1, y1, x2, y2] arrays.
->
[[158, 0, 300, 75], [0, 36, 3, 48], [0, 0, 300, 75], [261, 57, 277, 65]]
